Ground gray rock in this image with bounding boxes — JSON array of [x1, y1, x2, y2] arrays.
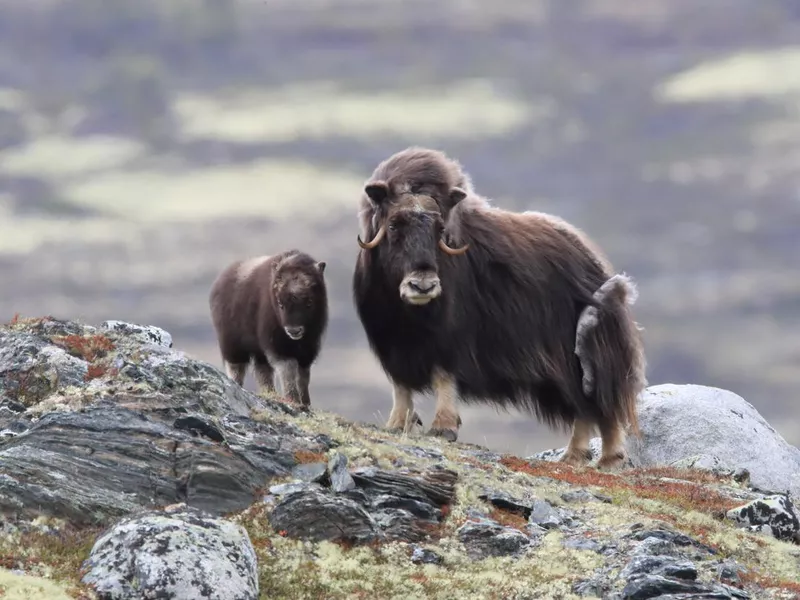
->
[[0, 403, 331, 525], [478, 488, 533, 517], [410, 546, 443, 565], [620, 555, 698, 581], [291, 462, 328, 483], [531, 384, 800, 501], [528, 499, 562, 529], [717, 560, 745, 587], [372, 508, 433, 543], [0, 319, 335, 525], [573, 577, 611, 597], [457, 520, 532, 560], [268, 488, 381, 544], [328, 452, 356, 492], [268, 482, 322, 496], [0, 330, 89, 406], [350, 465, 458, 507], [628, 385, 800, 499], [621, 574, 750, 599], [81, 504, 258, 600], [725, 494, 800, 542], [100, 320, 173, 348], [563, 537, 602, 552], [628, 528, 717, 556]]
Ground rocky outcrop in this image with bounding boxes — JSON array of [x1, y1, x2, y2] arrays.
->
[[533, 383, 800, 501], [1, 317, 799, 600], [0, 316, 331, 525], [81, 504, 259, 600]]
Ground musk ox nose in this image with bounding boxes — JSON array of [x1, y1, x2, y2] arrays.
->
[[285, 326, 305, 340], [409, 280, 437, 294]]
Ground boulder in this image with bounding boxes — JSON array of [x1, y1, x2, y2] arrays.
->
[[532, 384, 800, 500], [81, 504, 258, 600]]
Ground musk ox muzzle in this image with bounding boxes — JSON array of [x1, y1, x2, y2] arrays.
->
[[284, 325, 305, 340], [400, 271, 442, 305]]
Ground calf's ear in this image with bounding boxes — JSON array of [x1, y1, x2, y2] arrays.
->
[[447, 187, 467, 207], [316, 261, 326, 274], [364, 180, 389, 204]]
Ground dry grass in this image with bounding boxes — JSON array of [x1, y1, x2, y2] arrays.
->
[[498, 457, 742, 517], [0, 525, 101, 599], [50, 334, 115, 364], [293, 450, 328, 464]]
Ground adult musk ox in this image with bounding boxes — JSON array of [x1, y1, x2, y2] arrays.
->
[[352, 147, 647, 469], [209, 249, 328, 408]]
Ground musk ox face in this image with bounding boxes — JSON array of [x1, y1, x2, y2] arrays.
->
[[358, 180, 469, 307], [272, 263, 325, 339]]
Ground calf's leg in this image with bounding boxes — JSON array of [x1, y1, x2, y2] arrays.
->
[[224, 360, 248, 386], [252, 354, 276, 394]]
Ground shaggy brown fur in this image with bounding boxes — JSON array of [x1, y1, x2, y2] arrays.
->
[[209, 249, 328, 408], [352, 147, 647, 469]]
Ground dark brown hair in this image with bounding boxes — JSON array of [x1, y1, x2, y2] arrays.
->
[[352, 147, 646, 449], [209, 249, 328, 407]]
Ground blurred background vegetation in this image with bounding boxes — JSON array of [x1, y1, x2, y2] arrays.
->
[[2, 0, 799, 455]]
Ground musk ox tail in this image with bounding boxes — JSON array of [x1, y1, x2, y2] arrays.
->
[[574, 273, 647, 436]]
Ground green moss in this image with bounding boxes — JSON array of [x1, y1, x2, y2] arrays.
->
[[0, 569, 77, 600]]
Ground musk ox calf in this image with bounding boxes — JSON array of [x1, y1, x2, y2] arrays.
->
[[209, 249, 328, 408], [352, 147, 647, 470]]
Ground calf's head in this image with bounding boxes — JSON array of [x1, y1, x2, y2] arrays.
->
[[358, 180, 468, 306], [272, 261, 326, 339]]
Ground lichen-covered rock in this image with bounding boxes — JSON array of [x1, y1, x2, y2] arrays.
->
[[533, 384, 800, 501], [81, 504, 258, 600], [621, 574, 750, 599], [457, 519, 533, 560], [100, 320, 173, 348], [268, 488, 381, 544], [725, 495, 800, 542], [0, 318, 332, 525]]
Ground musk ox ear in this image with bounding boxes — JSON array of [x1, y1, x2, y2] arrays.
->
[[316, 261, 326, 274], [448, 187, 467, 207], [364, 181, 389, 204]]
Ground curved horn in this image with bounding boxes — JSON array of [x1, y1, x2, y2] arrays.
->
[[357, 224, 386, 250], [439, 238, 469, 256]]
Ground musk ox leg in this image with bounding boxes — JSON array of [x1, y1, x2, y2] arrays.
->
[[224, 361, 248, 386], [596, 418, 627, 471], [275, 360, 308, 410], [427, 369, 461, 442], [559, 419, 594, 467], [296, 365, 312, 408], [252, 355, 276, 394], [386, 382, 423, 434]]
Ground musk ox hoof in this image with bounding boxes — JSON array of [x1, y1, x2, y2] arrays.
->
[[596, 452, 627, 471], [427, 428, 459, 443], [386, 410, 424, 434], [558, 449, 593, 468]]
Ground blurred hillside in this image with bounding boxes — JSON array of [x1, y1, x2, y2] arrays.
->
[[1, 0, 799, 455]]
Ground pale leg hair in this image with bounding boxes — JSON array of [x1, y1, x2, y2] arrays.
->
[[559, 419, 594, 467], [386, 381, 419, 432], [428, 368, 461, 441], [597, 418, 627, 471]]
